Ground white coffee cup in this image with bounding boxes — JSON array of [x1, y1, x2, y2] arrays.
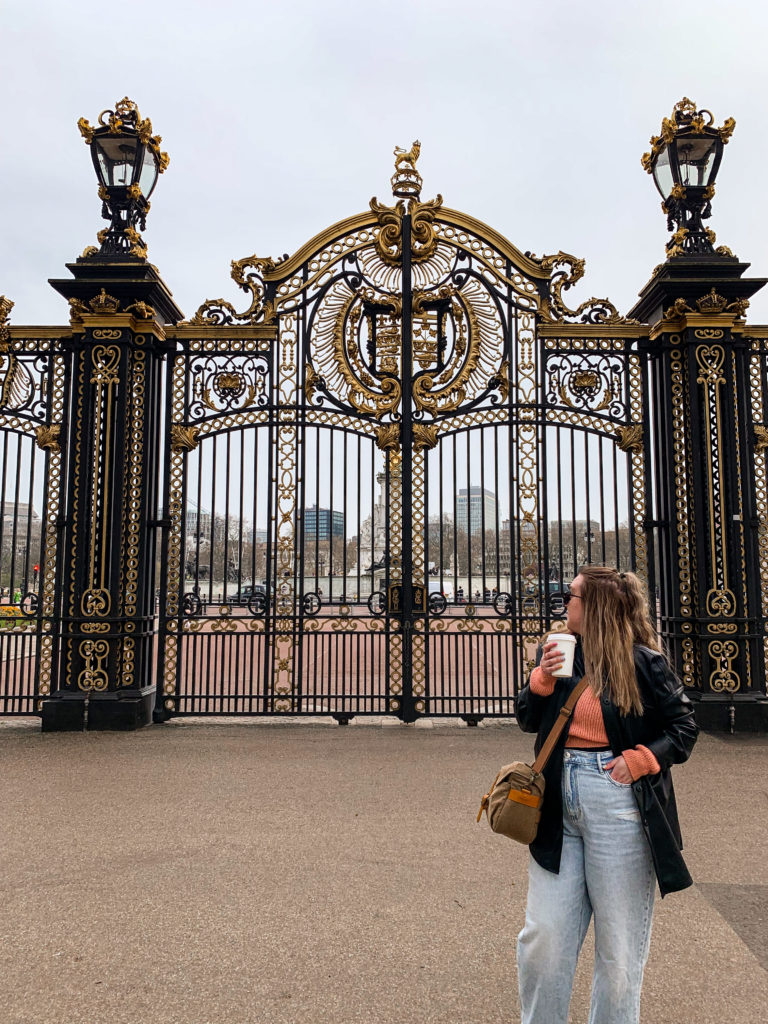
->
[[548, 632, 577, 677]]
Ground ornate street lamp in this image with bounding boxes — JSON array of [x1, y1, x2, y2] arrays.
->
[[77, 97, 169, 259], [642, 97, 735, 257]]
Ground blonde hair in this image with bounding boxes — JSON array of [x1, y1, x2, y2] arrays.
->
[[577, 566, 661, 715]]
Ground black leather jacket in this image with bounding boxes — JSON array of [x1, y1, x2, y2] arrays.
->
[[515, 642, 699, 897]]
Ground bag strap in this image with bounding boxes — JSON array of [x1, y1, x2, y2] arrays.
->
[[530, 676, 589, 774]]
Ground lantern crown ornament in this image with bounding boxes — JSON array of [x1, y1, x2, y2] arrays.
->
[[641, 97, 736, 258], [77, 98, 170, 259]]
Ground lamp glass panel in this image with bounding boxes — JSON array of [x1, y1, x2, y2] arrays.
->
[[677, 137, 719, 187], [652, 147, 675, 199], [94, 135, 140, 188], [139, 146, 159, 197]]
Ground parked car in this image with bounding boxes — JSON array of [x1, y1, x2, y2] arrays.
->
[[548, 581, 569, 615], [231, 582, 271, 606]]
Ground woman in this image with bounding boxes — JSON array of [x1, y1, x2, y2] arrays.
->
[[515, 566, 698, 1024]]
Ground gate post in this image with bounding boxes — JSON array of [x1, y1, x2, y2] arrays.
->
[[630, 257, 768, 729], [40, 259, 182, 730]]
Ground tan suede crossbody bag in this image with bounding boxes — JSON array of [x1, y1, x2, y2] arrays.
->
[[477, 677, 588, 844]]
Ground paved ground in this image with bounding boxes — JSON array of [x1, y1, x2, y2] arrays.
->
[[1, 716, 766, 1024]]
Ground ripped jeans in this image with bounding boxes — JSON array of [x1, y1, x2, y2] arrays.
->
[[517, 749, 656, 1024]]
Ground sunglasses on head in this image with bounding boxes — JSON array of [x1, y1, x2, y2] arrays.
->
[[563, 592, 583, 607]]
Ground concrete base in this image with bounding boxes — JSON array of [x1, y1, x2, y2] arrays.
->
[[41, 688, 155, 732], [690, 693, 768, 733]]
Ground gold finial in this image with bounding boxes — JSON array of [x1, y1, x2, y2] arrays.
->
[[392, 140, 422, 199]]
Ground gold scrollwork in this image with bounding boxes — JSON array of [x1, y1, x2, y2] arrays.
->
[[93, 328, 123, 340], [696, 345, 725, 386], [706, 588, 736, 617], [370, 197, 405, 265], [186, 254, 280, 326], [0, 295, 14, 345], [708, 639, 740, 692], [81, 587, 111, 617], [90, 345, 120, 385], [694, 329, 724, 340], [409, 195, 443, 263], [77, 638, 110, 692], [539, 252, 630, 325]]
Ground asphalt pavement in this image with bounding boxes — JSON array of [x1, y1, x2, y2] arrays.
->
[[1, 716, 766, 1024]]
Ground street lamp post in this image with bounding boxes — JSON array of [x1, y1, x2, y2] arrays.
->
[[42, 98, 182, 731], [632, 98, 768, 730]]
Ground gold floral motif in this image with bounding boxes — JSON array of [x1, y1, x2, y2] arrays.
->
[[170, 424, 200, 452], [375, 423, 401, 451], [616, 423, 643, 454], [412, 424, 439, 451], [304, 363, 321, 404], [754, 425, 768, 454], [35, 424, 61, 453]]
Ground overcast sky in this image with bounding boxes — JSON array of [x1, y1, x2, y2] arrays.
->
[[2, 0, 768, 326]]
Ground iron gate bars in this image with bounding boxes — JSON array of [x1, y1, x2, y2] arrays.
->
[[157, 148, 647, 722]]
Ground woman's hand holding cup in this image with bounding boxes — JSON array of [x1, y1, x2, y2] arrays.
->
[[540, 640, 565, 677]]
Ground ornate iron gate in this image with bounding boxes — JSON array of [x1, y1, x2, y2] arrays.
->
[[0, 304, 69, 714], [156, 151, 649, 721]]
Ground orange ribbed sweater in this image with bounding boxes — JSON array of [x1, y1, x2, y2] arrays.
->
[[529, 666, 660, 781]]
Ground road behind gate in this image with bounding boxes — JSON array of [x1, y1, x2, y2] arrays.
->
[[1, 717, 767, 1024]]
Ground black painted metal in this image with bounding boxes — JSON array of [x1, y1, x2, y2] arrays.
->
[[4, 193, 767, 729], [151, 205, 653, 723]]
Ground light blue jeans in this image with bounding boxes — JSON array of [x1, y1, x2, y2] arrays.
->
[[517, 749, 656, 1024]]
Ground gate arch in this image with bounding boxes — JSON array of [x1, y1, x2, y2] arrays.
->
[[159, 159, 648, 721]]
